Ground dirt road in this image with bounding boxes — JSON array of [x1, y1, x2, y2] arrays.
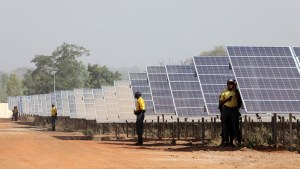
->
[[0, 120, 299, 169]]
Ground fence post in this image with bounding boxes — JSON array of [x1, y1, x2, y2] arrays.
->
[[157, 116, 160, 139], [126, 121, 129, 138], [131, 122, 135, 138], [192, 120, 195, 138], [162, 114, 165, 139], [244, 115, 248, 145], [177, 117, 180, 140], [115, 123, 118, 140], [197, 119, 201, 140], [202, 117, 205, 145], [210, 117, 213, 140], [273, 113, 278, 149], [289, 113, 293, 150], [213, 117, 217, 140], [144, 120, 147, 139], [172, 122, 176, 144], [184, 118, 188, 140], [297, 119, 299, 138]]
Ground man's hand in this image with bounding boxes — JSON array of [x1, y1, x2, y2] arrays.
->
[[224, 96, 233, 102]]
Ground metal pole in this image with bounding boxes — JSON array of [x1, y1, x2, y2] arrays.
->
[[54, 72, 56, 92]]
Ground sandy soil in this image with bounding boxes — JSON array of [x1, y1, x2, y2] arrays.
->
[[0, 120, 300, 169]]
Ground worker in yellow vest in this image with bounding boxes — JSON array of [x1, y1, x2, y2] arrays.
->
[[219, 79, 242, 147], [134, 91, 146, 145], [51, 104, 58, 131], [12, 106, 19, 121]]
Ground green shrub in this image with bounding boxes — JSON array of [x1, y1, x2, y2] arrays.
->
[[82, 130, 94, 140]]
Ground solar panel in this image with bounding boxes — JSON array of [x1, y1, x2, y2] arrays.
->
[[37, 94, 45, 116], [30, 95, 36, 115], [93, 89, 107, 123], [147, 66, 176, 115], [166, 65, 206, 117], [83, 89, 96, 120], [19, 96, 31, 115], [68, 90, 77, 119], [129, 72, 155, 115], [292, 47, 300, 72], [41, 94, 48, 117], [55, 91, 64, 116], [102, 86, 119, 122], [227, 46, 300, 113], [194, 56, 236, 115], [115, 81, 136, 121], [227, 46, 292, 56], [61, 91, 71, 117], [293, 47, 300, 57], [73, 89, 86, 119]]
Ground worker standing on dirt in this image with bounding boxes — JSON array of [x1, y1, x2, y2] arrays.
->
[[51, 104, 58, 131], [219, 79, 242, 147], [134, 91, 146, 145], [12, 106, 19, 121]]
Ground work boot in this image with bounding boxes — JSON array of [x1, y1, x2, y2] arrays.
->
[[135, 135, 143, 146], [219, 138, 227, 147]]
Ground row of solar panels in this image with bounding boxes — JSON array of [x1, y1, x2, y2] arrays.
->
[[8, 81, 141, 122], [130, 46, 300, 117], [8, 46, 300, 123]]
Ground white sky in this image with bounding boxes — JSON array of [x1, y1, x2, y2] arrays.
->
[[1, 0, 300, 72]]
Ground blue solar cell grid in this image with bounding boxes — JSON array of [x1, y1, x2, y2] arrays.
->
[[129, 72, 155, 114], [227, 46, 300, 113], [227, 46, 292, 56], [293, 47, 300, 57], [147, 66, 176, 114], [194, 56, 236, 115], [166, 65, 206, 117]]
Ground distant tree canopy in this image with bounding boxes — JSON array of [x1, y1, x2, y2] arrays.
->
[[183, 46, 227, 65], [6, 74, 23, 97], [86, 64, 121, 88], [200, 46, 227, 56], [0, 73, 9, 102], [19, 42, 122, 95]]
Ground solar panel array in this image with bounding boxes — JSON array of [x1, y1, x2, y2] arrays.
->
[[102, 86, 119, 122], [8, 45, 300, 122], [129, 73, 155, 115], [115, 81, 136, 121], [194, 56, 235, 115], [166, 65, 206, 117], [83, 89, 96, 120], [74, 89, 86, 119], [93, 89, 107, 123], [227, 46, 300, 113], [147, 66, 176, 115]]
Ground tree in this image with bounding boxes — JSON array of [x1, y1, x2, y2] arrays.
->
[[200, 46, 227, 56], [182, 45, 228, 64], [23, 43, 90, 94], [6, 73, 23, 97], [0, 73, 9, 102], [87, 64, 122, 88]]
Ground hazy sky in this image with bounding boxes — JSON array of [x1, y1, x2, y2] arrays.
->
[[1, 0, 300, 72]]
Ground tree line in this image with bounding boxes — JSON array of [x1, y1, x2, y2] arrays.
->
[[0, 44, 226, 103], [0, 43, 122, 102]]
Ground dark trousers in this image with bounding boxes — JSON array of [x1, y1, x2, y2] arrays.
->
[[221, 107, 241, 143], [136, 112, 145, 136], [51, 116, 57, 131], [12, 113, 18, 121]]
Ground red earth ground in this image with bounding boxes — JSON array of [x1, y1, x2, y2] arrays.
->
[[0, 119, 300, 169]]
